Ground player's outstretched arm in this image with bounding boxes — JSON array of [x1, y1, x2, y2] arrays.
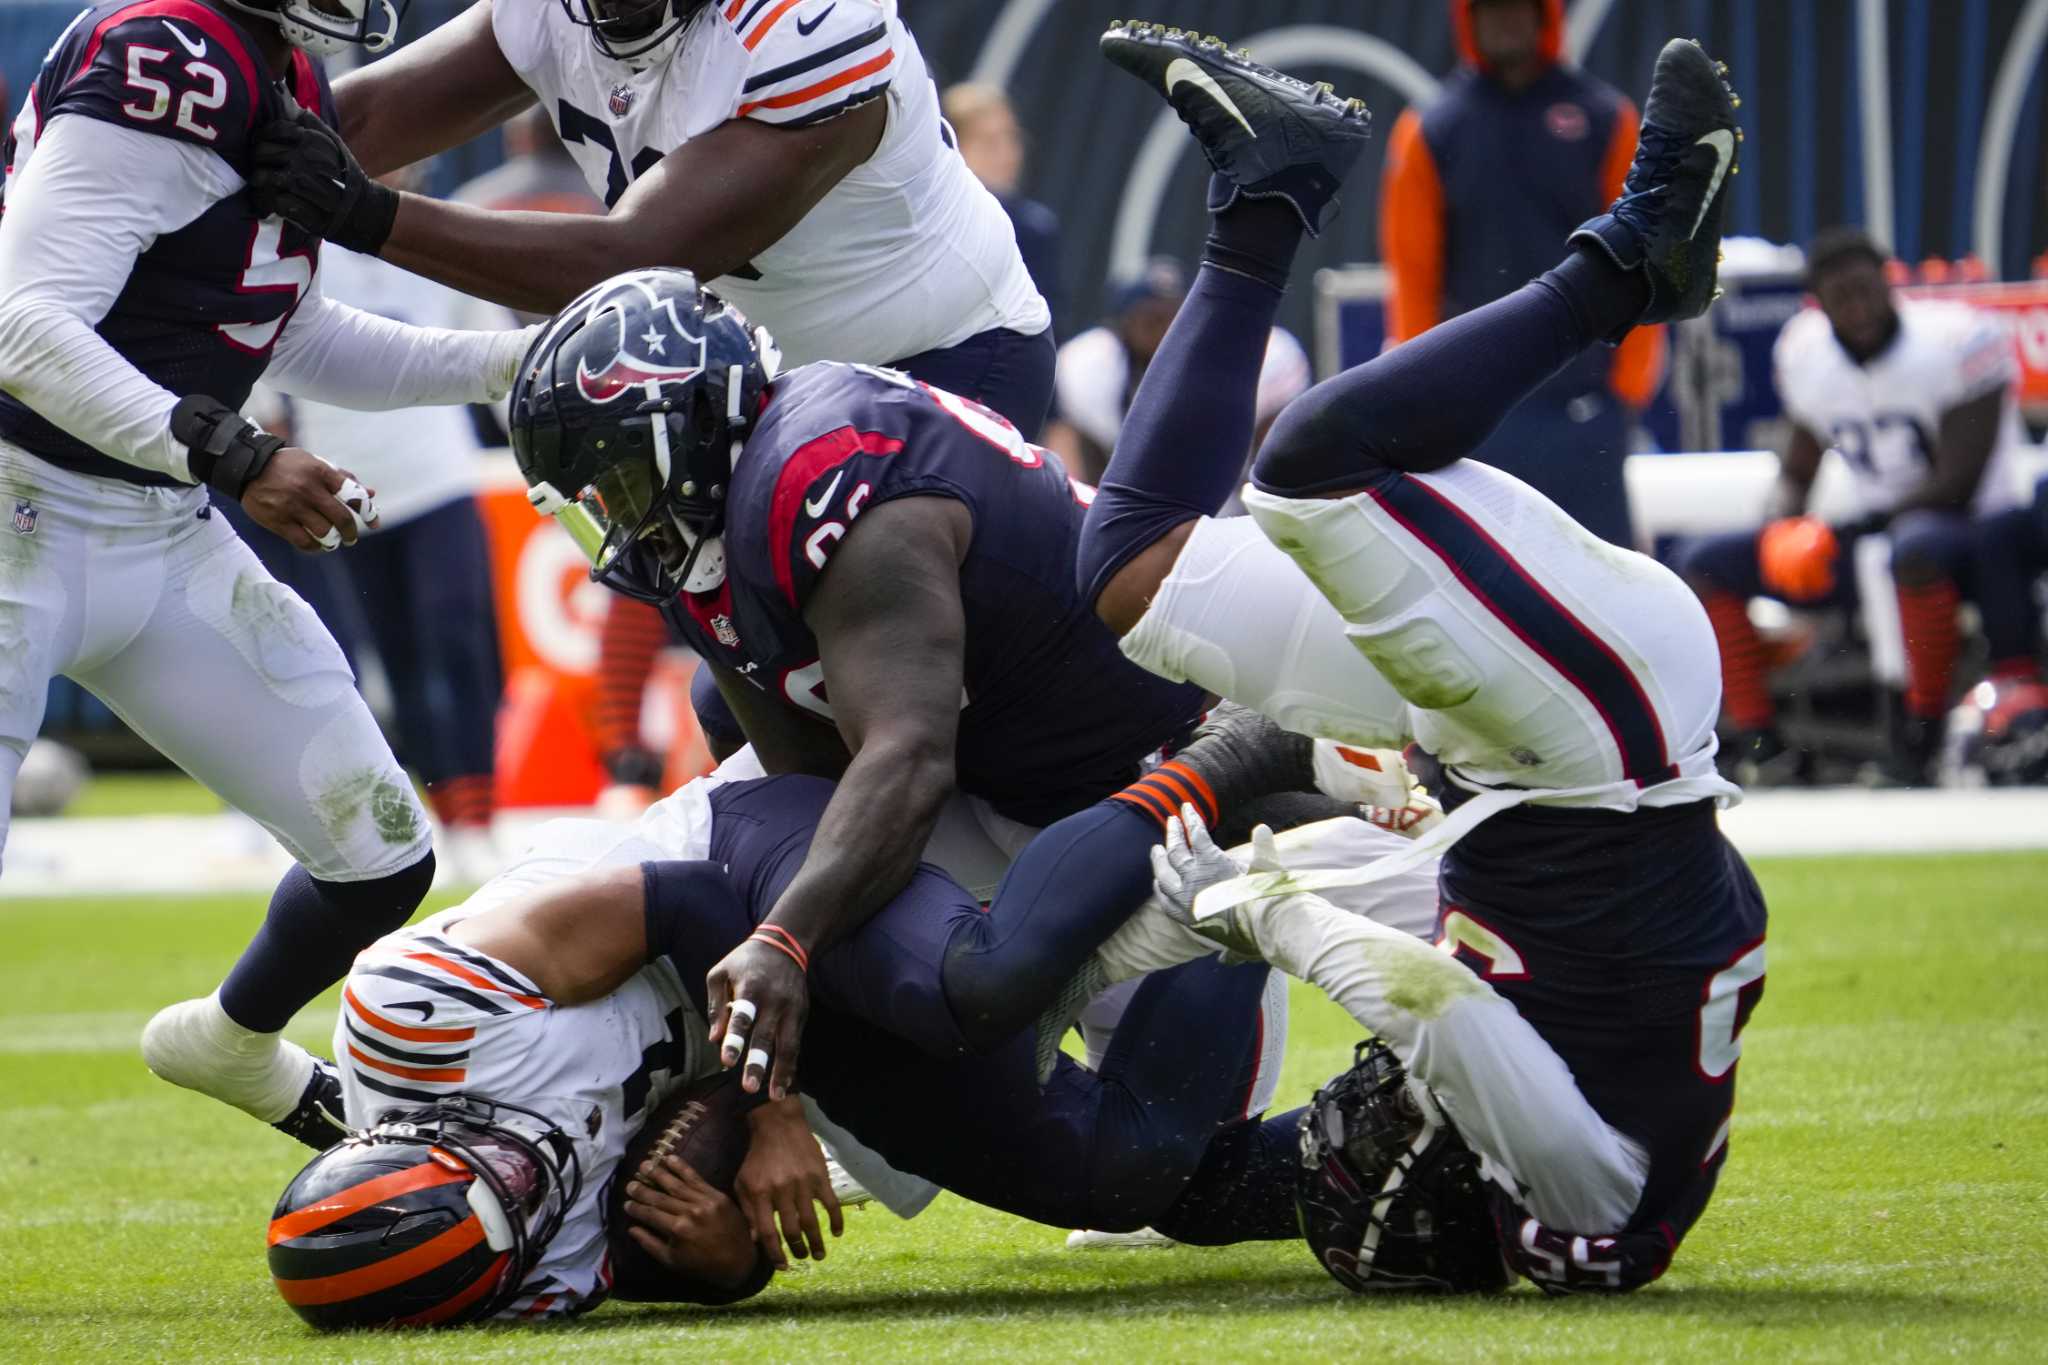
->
[[706, 496, 970, 1100], [253, 97, 887, 316], [330, 0, 534, 178], [264, 273, 536, 413]]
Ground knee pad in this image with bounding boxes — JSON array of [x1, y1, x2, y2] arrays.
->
[[1252, 390, 1370, 497]]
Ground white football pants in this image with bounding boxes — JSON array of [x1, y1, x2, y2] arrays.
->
[[0, 444, 430, 881]]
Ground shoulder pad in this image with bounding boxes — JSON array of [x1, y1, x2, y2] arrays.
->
[[728, 0, 896, 126], [48, 0, 265, 156]]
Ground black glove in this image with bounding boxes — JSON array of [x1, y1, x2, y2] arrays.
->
[[248, 107, 399, 255]]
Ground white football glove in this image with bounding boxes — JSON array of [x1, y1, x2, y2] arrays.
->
[[1148, 804, 1247, 928], [1310, 740, 1418, 808]]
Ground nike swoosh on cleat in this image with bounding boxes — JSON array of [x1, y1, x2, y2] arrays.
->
[[795, 2, 836, 37], [162, 18, 207, 58], [804, 470, 844, 518], [1690, 129, 1736, 238], [1164, 58, 1257, 139], [389, 1000, 436, 1020]]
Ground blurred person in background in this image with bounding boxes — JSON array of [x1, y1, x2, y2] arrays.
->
[[1043, 258, 1311, 489], [289, 172, 508, 881], [1675, 230, 2036, 787], [1380, 0, 1662, 546], [944, 82, 1063, 336]]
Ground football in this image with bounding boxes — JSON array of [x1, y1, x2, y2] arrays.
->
[[604, 1069, 754, 1293]]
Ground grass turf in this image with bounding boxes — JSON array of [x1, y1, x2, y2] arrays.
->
[[1, 854, 2043, 1362]]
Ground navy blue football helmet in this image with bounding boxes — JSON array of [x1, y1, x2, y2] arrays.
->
[[509, 268, 777, 604], [1296, 1040, 1510, 1295], [268, 1096, 583, 1329]]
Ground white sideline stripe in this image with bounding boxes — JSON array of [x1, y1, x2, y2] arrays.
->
[[1, 791, 2045, 900]]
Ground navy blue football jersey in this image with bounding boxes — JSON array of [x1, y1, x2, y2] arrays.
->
[[1437, 797, 1768, 1292], [0, 0, 331, 485], [661, 362, 1205, 826]]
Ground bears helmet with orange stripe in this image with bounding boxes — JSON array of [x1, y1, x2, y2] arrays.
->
[[268, 1097, 582, 1329]]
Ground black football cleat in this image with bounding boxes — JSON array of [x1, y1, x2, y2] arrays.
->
[[1569, 38, 1742, 336], [1101, 20, 1372, 235], [272, 1058, 350, 1152]]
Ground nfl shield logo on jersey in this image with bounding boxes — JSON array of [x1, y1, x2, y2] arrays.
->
[[609, 83, 634, 117], [710, 614, 740, 648], [12, 499, 37, 535]]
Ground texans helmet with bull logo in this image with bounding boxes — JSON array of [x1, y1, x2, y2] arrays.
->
[[509, 268, 779, 603]]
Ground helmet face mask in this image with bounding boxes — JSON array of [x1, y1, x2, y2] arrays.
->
[[511, 269, 772, 603], [269, 1095, 583, 1329], [220, 0, 406, 57], [557, 0, 710, 69], [1295, 1040, 1510, 1295]]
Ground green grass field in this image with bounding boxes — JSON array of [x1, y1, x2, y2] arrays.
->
[[3, 853, 2045, 1362]]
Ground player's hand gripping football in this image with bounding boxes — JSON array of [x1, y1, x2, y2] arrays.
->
[[707, 932, 809, 1100], [736, 1098, 844, 1269], [621, 1154, 758, 1289], [242, 448, 376, 553]]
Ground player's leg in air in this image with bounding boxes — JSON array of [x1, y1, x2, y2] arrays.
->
[[1080, 29, 1767, 1294]]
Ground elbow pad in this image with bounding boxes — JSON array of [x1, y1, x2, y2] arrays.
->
[[170, 395, 284, 498]]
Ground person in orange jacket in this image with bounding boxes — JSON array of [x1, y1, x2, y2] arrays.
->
[[1380, 0, 1664, 545]]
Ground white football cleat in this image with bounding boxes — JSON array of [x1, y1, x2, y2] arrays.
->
[[1311, 741, 1419, 809], [1065, 1226, 1180, 1251], [140, 992, 314, 1123]]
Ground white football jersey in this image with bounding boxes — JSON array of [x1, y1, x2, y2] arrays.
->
[[335, 816, 717, 1319], [1774, 298, 2026, 519], [493, 0, 1048, 367]]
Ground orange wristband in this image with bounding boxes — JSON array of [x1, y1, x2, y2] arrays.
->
[[749, 924, 810, 973]]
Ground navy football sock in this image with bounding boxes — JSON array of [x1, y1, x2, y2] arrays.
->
[[1077, 257, 1292, 605], [1252, 245, 1653, 494], [1203, 177, 1305, 292], [218, 853, 435, 1033]]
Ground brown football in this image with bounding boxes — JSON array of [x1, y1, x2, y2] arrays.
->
[[605, 1069, 754, 1297]]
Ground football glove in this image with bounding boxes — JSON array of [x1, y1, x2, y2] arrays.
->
[[249, 106, 398, 255], [1757, 515, 1838, 600]]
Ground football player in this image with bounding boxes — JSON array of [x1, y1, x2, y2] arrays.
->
[[498, 32, 1377, 1103], [0, 0, 538, 1142], [1055, 28, 1768, 1293], [266, 749, 1430, 1325], [238, 0, 1055, 435], [1675, 228, 2038, 785]]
